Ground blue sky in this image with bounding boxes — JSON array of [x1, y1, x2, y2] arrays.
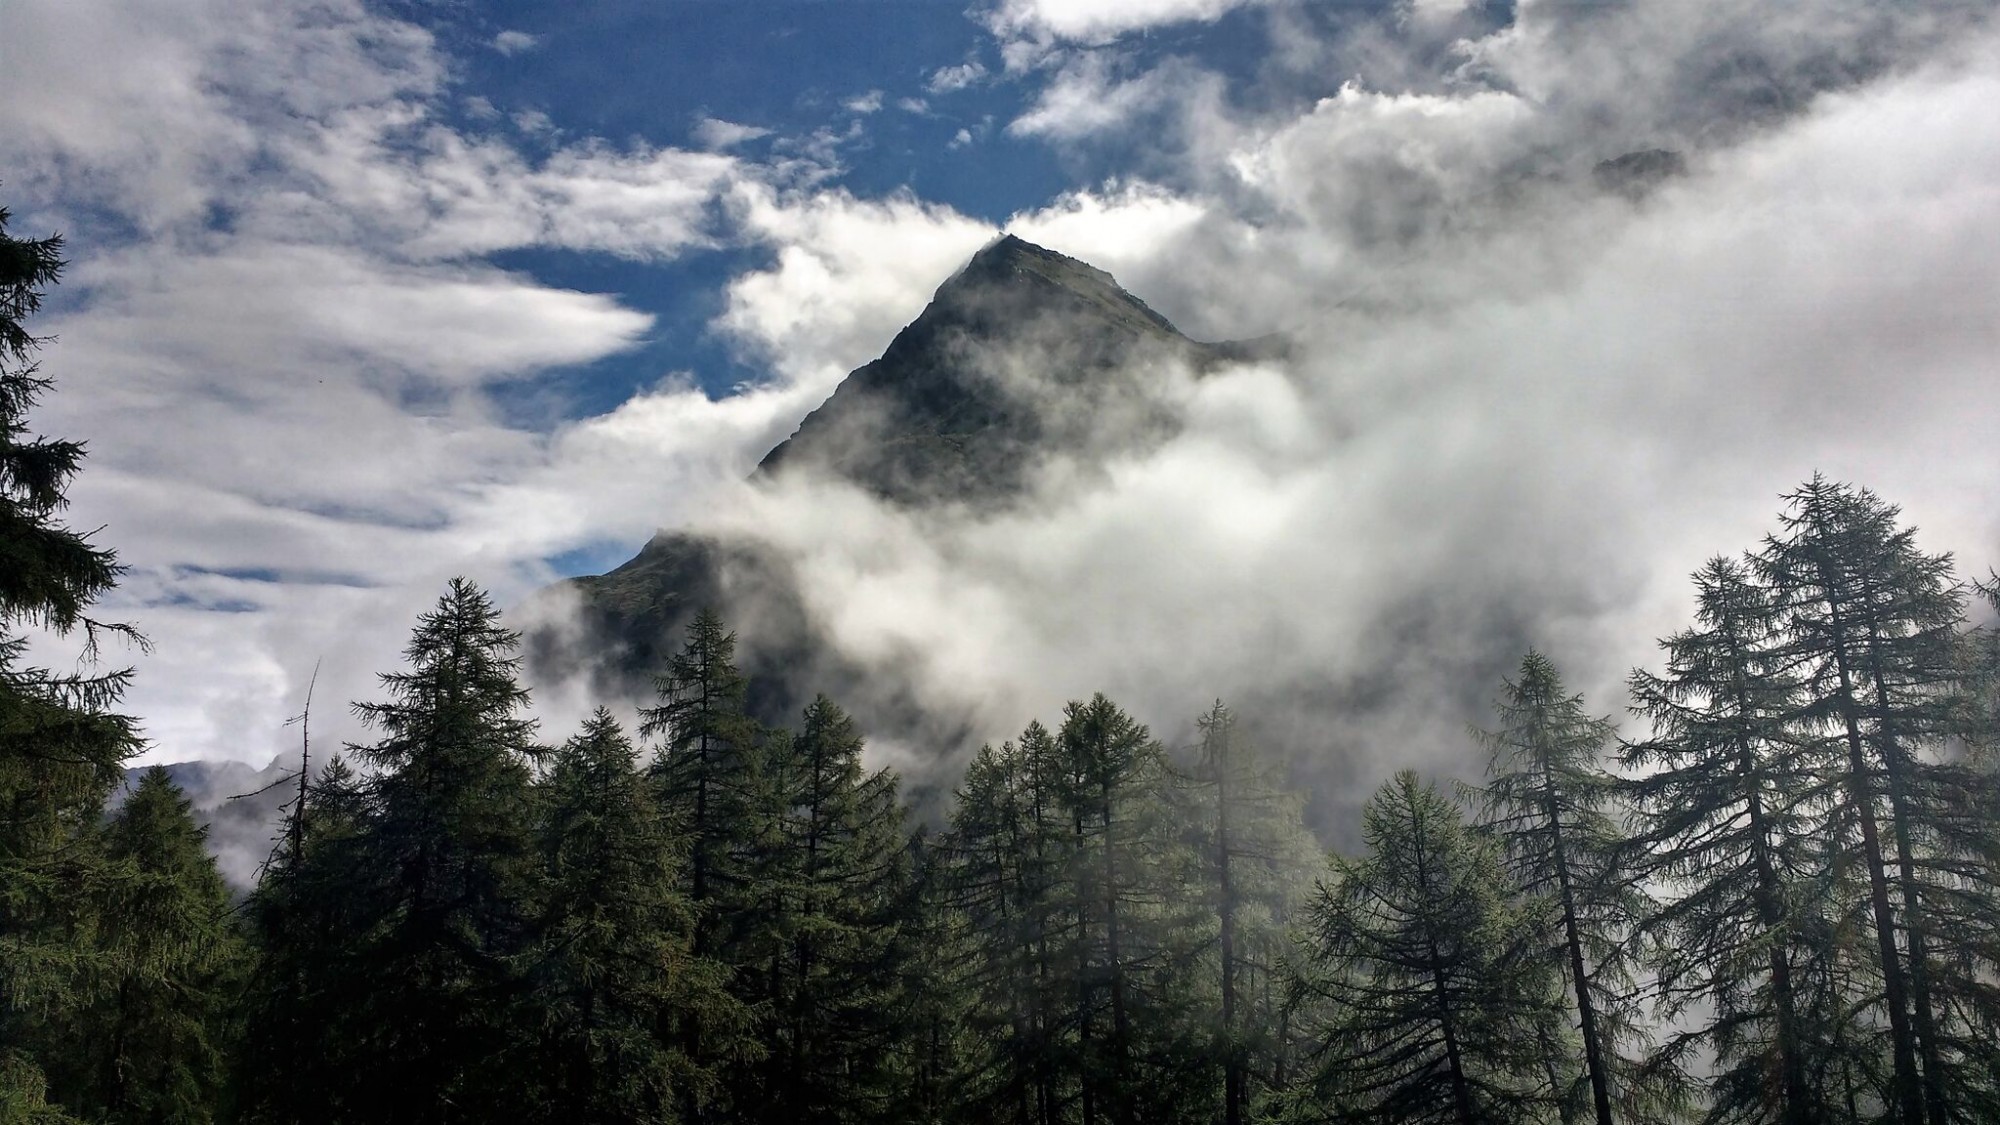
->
[[3, 0, 1998, 798]]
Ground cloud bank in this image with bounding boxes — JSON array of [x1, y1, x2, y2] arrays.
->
[[1, 0, 1995, 856]]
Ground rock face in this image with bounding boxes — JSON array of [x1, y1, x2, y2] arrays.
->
[[535, 235, 1265, 721]]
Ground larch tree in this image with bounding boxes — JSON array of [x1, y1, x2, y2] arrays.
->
[[1473, 652, 1657, 1125], [1757, 477, 1999, 1125], [239, 755, 373, 1125], [45, 768, 241, 1125], [1292, 770, 1567, 1125], [1624, 556, 1854, 1125], [944, 724, 1077, 1125], [339, 577, 544, 1124], [747, 695, 912, 1124], [1186, 701, 1318, 1125], [522, 708, 740, 1124]]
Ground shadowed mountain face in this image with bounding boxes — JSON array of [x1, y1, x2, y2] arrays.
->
[[534, 236, 1267, 732]]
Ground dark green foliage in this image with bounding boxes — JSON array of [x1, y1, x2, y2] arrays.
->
[[943, 724, 1076, 1124], [0, 201, 146, 1122], [1292, 771, 1568, 1125], [521, 709, 741, 1124], [327, 578, 545, 1123], [238, 755, 374, 1125], [39, 768, 241, 1125], [641, 609, 762, 946], [735, 695, 913, 1123], [1473, 652, 1661, 1125]]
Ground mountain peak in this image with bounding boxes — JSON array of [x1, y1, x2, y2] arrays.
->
[[936, 234, 1180, 337], [754, 236, 1205, 504]]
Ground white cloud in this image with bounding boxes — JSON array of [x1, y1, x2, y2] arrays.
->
[[694, 117, 772, 150], [988, 0, 1268, 49], [843, 90, 885, 115], [717, 183, 996, 384], [926, 59, 989, 93], [491, 29, 538, 56], [1008, 52, 1224, 140]]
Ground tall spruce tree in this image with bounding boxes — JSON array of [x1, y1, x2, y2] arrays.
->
[[1292, 771, 1567, 1125], [522, 708, 740, 1124], [338, 577, 544, 1124], [42, 768, 242, 1125], [1473, 653, 1657, 1125], [1756, 477, 1999, 1125], [0, 201, 144, 1120]]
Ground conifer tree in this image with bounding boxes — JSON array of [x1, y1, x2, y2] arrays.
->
[[337, 577, 544, 1123], [641, 609, 761, 949], [1625, 556, 1858, 1125], [639, 609, 767, 1122], [522, 708, 740, 1124], [1473, 653, 1656, 1125], [0, 201, 144, 1119], [743, 695, 912, 1123], [43, 768, 242, 1125], [1053, 694, 1213, 1125], [944, 724, 1077, 1124], [239, 755, 373, 1125], [1186, 701, 1318, 1125], [1293, 771, 1567, 1125], [1756, 477, 1998, 1125]]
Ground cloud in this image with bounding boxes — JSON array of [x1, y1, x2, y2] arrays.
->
[[717, 183, 996, 384], [926, 59, 989, 93], [491, 29, 538, 56], [843, 90, 885, 115], [694, 117, 773, 150], [987, 0, 1269, 48], [8, 0, 2000, 853], [1007, 52, 1225, 141], [675, 6, 2000, 818]]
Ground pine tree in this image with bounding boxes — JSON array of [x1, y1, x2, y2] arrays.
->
[[521, 708, 740, 1124], [1759, 478, 2000, 1124], [1292, 771, 1567, 1125], [0, 201, 144, 1120], [1473, 653, 1657, 1125], [1625, 555, 1865, 1125], [42, 768, 242, 1125], [338, 577, 544, 1124]]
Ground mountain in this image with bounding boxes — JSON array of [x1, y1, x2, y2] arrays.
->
[[534, 235, 1271, 723]]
